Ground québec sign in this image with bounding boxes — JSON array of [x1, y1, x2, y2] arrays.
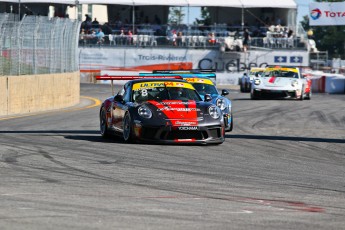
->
[[310, 2, 345, 26]]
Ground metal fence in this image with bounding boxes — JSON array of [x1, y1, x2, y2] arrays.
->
[[0, 13, 81, 76]]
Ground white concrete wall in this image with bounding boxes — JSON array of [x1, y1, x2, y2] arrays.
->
[[0, 72, 80, 116]]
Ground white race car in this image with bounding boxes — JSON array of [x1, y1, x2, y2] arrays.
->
[[240, 67, 265, 92], [250, 66, 312, 100]]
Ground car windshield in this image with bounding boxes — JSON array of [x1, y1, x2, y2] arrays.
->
[[279, 71, 299, 78], [132, 82, 202, 102], [192, 83, 218, 96], [250, 71, 263, 76]]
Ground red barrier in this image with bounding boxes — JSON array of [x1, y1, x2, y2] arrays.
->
[[318, 76, 325, 93]]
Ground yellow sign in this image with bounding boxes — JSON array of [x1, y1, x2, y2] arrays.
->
[[133, 81, 194, 90], [265, 67, 298, 73], [184, 78, 214, 85]]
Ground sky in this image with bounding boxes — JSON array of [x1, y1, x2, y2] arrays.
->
[[296, 0, 314, 23], [182, 0, 314, 24]]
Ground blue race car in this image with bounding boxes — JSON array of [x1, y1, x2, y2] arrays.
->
[[140, 71, 233, 132]]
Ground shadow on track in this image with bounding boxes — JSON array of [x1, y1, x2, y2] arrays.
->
[[0, 130, 122, 143], [226, 134, 345, 144]]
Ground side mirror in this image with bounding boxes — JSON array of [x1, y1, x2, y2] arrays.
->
[[114, 94, 124, 103], [221, 89, 229, 96], [204, 94, 212, 102]]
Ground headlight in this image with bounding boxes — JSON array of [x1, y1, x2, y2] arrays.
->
[[138, 105, 152, 119], [208, 105, 220, 119], [216, 98, 226, 110], [291, 80, 298, 87], [254, 79, 261, 85]]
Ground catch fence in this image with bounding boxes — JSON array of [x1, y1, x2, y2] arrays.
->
[[0, 13, 80, 76]]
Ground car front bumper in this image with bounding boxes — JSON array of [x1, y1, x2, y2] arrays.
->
[[133, 123, 225, 144], [252, 88, 302, 99]]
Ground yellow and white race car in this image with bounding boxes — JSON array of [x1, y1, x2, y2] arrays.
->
[[250, 66, 312, 100]]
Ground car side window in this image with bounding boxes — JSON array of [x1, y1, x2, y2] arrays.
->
[[122, 83, 131, 102]]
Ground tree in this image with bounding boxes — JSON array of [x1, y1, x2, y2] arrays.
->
[[200, 7, 211, 26], [301, 0, 345, 58], [168, 7, 185, 25]]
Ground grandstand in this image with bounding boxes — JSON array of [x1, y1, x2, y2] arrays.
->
[[0, 0, 328, 83]]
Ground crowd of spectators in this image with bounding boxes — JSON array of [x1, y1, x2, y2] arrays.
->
[[79, 13, 299, 50]]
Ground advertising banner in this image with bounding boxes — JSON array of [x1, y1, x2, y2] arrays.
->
[[78, 48, 309, 85], [309, 2, 345, 26]]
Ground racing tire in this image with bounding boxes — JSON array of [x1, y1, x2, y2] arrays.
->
[[250, 91, 258, 100], [123, 112, 134, 143], [245, 83, 250, 92], [240, 83, 245, 93], [305, 90, 312, 100], [299, 88, 304, 101], [100, 107, 110, 138], [229, 114, 233, 132]]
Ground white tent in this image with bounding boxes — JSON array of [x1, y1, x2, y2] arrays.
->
[[0, 0, 297, 28], [84, 0, 297, 8], [0, 0, 297, 8]]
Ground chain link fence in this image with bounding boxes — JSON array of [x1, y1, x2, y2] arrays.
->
[[0, 13, 81, 76]]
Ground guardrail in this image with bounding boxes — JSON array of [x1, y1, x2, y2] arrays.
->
[[78, 34, 308, 51]]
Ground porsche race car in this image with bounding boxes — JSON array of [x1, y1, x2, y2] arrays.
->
[[250, 66, 312, 100], [140, 70, 233, 132], [96, 75, 225, 144]]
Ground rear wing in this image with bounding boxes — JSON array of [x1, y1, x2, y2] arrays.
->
[[152, 69, 216, 74], [95, 75, 183, 95]]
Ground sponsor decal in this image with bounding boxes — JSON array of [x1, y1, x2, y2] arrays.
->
[[185, 78, 214, 85], [310, 8, 322, 20], [174, 121, 198, 126], [177, 126, 199, 131], [138, 54, 187, 62], [174, 139, 196, 142], [133, 81, 194, 90], [309, 3, 345, 26], [157, 108, 200, 112], [268, 77, 277, 84], [158, 101, 194, 105], [148, 100, 199, 126], [266, 67, 298, 73]]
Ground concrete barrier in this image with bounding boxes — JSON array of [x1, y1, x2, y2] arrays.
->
[[310, 73, 345, 94], [325, 75, 345, 93], [0, 71, 80, 116], [0, 77, 8, 115]]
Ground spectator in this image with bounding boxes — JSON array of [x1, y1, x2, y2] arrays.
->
[[92, 18, 99, 27], [172, 30, 177, 46], [177, 31, 183, 46], [243, 28, 250, 52], [208, 32, 216, 45], [127, 30, 133, 45], [119, 29, 125, 45], [154, 14, 161, 25], [96, 28, 105, 45], [79, 28, 86, 45], [287, 29, 293, 38]]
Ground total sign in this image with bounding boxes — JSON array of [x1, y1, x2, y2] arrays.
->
[[310, 2, 345, 26]]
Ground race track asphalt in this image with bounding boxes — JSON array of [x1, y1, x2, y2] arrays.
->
[[0, 83, 344, 230]]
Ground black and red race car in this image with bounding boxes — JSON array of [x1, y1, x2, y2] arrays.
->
[[96, 75, 225, 145]]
